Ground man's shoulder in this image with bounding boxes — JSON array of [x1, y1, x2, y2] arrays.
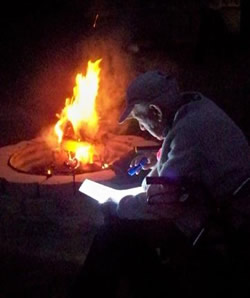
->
[[170, 93, 224, 139], [173, 92, 207, 125], [176, 92, 225, 122], [180, 91, 215, 108]]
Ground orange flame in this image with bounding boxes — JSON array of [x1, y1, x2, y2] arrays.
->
[[54, 59, 102, 165]]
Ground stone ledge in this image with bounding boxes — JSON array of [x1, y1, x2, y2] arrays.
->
[[0, 135, 158, 198]]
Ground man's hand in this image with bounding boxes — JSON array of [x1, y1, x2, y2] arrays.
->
[[146, 183, 180, 204], [129, 153, 157, 175], [117, 193, 158, 220]]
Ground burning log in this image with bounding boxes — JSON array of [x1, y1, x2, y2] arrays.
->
[[62, 121, 75, 140], [61, 139, 94, 159], [60, 139, 95, 167]]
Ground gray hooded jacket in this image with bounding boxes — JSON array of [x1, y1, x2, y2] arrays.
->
[[118, 92, 250, 237]]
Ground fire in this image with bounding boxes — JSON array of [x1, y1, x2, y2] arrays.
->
[[62, 139, 94, 164], [54, 59, 102, 165]]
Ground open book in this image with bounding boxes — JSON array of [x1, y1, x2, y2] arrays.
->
[[79, 179, 144, 204]]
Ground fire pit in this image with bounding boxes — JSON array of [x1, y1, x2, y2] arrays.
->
[[0, 58, 160, 197], [5, 61, 112, 176], [5, 59, 151, 177], [1, 134, 157, 197], [7, 134, 131, 176]]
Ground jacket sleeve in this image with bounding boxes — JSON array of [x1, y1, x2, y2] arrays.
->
[[159, 122, 201, 194], [141, 164, 159, 191]]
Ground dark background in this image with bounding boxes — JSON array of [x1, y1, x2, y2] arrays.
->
[[0, 1, 250, 297], [0, 0, 249, 146]]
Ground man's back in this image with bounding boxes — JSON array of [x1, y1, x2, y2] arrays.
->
[[160, 92, 250, 198]]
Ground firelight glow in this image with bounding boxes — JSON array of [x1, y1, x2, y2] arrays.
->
[[62, 139, 94, 164], [54, 59, 102, 165]]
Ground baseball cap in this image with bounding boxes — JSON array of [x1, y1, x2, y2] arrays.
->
[[119, 70, 180, 123]]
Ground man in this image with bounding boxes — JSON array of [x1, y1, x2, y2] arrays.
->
[[69, 71, 250, 297], [117, 70, 250, 236]]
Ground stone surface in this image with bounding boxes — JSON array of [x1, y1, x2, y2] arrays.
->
[[0, 135, 158, 198]]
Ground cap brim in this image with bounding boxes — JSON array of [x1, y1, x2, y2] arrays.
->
[[118, 104, 134, 123]]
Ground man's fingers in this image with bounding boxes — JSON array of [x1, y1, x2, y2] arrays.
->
[[130, 155, 146, 167]]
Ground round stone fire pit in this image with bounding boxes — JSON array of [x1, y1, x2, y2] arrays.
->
[[8, 139, 104, 176], [1, 134, 158, 198]]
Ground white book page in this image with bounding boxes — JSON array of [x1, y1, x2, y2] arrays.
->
[[79, 179, 144, 204]]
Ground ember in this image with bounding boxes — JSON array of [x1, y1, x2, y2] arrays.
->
[[93, 14, 99, 28]]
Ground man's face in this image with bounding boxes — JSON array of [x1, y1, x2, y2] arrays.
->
[[131, 104, 165, 140]]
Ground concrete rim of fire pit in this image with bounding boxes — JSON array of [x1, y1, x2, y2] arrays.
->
[[0, 136, 159, 199]]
